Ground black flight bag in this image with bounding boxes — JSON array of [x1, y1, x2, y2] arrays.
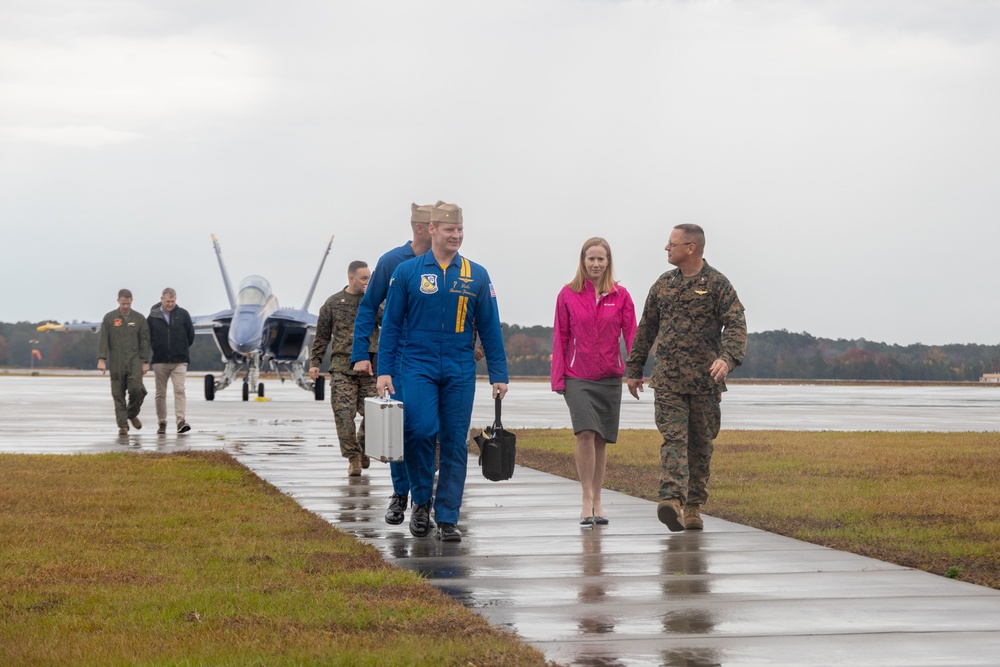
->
[[474, 397, 516, 482]]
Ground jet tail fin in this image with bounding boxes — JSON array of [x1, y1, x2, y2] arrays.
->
[[211, 234, 238, 310], [301, 235, 334, 311]]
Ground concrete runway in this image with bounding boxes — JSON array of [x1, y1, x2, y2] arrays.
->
[[3, 374, 1000, 666]]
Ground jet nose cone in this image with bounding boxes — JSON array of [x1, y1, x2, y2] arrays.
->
[[229, 316, 263, 355], [232, 338, 259, 355]]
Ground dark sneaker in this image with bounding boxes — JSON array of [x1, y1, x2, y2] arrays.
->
[[177, 421, 191, 434], [409, 502, 433, 537], [129, 416, 142, 430], [385, 494, 407, 525], [657, 499, 685, 532], [157, 422, 167, 435], [684, 505, 704, 530], [436, 522, 462, 542]]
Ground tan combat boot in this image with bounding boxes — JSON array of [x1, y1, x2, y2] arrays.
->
[[348, 456, 362, 477], [684, 505, 704, 530], [656, 499, 685, 532]]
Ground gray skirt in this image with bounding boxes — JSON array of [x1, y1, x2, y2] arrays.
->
[[563, 376, 624, 443]]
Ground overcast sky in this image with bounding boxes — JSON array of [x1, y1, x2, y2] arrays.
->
[[2, 0, 998, 346]]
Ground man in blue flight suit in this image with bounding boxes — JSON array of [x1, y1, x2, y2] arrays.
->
[[377, 201, 509, 542], [351, 202, 434, 525]]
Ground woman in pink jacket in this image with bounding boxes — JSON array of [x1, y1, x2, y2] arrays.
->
[[551, 237, 637, 525]]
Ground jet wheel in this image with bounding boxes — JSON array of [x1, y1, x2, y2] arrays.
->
[[205, 374, 215, 401], [257, 383, 265, 397], [242, 381, 249, 401]]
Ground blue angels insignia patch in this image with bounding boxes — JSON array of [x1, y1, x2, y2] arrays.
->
[[420, 274, 438, 294]]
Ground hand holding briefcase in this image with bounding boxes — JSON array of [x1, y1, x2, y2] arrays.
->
[[473, 397, 516, 481]]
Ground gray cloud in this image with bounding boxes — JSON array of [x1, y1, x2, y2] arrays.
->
[[2, 0, 998, 345]]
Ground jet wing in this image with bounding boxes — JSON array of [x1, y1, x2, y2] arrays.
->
[[36, 321, 101, 334], [192, 309, 234, 333]]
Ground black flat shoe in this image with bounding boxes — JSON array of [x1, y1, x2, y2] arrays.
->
[[579, 516, 595, 526], [409, 502, 433, 537], [593, 516, 609, 525]]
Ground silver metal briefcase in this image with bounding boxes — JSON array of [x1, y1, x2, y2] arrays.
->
[[364, 396, 404, 462]]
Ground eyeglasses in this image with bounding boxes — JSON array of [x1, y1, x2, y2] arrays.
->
[[665, 241, 694, 249]]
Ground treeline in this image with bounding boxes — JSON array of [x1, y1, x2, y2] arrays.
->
[[478, 326, 1000, 382], [739, 329, 1000, 382], [5, 320, 1000, 382], [0, 321, 224, 371]]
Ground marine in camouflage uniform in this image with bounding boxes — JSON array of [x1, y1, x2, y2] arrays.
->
[[97, 289, 150, 434], [309, 261, 379, 476], [626, 224, 746, 531]]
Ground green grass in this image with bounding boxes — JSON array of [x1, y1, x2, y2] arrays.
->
[[0, 451, 551, 666], [514, 428, 1000, 589]]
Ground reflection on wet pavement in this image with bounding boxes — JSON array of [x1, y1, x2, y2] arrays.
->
[[4, 375, 1000, 665]]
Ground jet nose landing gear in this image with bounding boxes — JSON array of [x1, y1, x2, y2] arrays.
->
[[241, 380, 266, 401]]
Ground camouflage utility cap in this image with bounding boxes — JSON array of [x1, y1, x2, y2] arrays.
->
[[431, 201, 462, 224], [411, 203, 434, 224]]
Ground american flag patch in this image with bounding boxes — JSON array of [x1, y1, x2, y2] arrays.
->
[[489, 283, 496, 298]]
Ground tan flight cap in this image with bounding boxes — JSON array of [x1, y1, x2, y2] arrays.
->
[[411, 202, 435, 224], [430, 201, 463, 224]]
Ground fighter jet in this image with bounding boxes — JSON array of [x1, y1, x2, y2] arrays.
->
[[195, 234, 331, 401], [38, 234, 333, 402]]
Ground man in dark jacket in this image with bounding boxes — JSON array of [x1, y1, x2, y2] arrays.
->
[[148, 287, 196, 434]]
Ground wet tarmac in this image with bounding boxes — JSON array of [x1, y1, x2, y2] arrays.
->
[[8, 371, 1000, 432], [3, 374, 1000, 665]]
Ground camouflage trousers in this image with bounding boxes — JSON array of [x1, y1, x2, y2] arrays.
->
[[329, 371, 378, 459], [653, 390, 722, 506]]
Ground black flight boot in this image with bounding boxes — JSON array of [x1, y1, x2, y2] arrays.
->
[[385, 493, 407, 525], [409, 501, 433, 537], [436, 522, 462, 542]]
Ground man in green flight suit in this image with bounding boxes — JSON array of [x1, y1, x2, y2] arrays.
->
[[309, 261, 379, 477], [97, 288, 150, 436], [626, 224, 747, 532]]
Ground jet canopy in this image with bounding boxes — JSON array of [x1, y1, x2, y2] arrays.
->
[[237, 276, 272, 306]]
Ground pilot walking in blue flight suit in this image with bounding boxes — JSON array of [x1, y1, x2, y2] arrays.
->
[[351, 202, 434, 525], [377, 201, 509, 542]]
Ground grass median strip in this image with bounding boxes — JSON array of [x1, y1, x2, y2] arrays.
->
[[515, 429, 1000, 590], [0, 451, 551, 666]]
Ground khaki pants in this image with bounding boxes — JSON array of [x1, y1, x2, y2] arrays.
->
[[153, 363, 188, 424]]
